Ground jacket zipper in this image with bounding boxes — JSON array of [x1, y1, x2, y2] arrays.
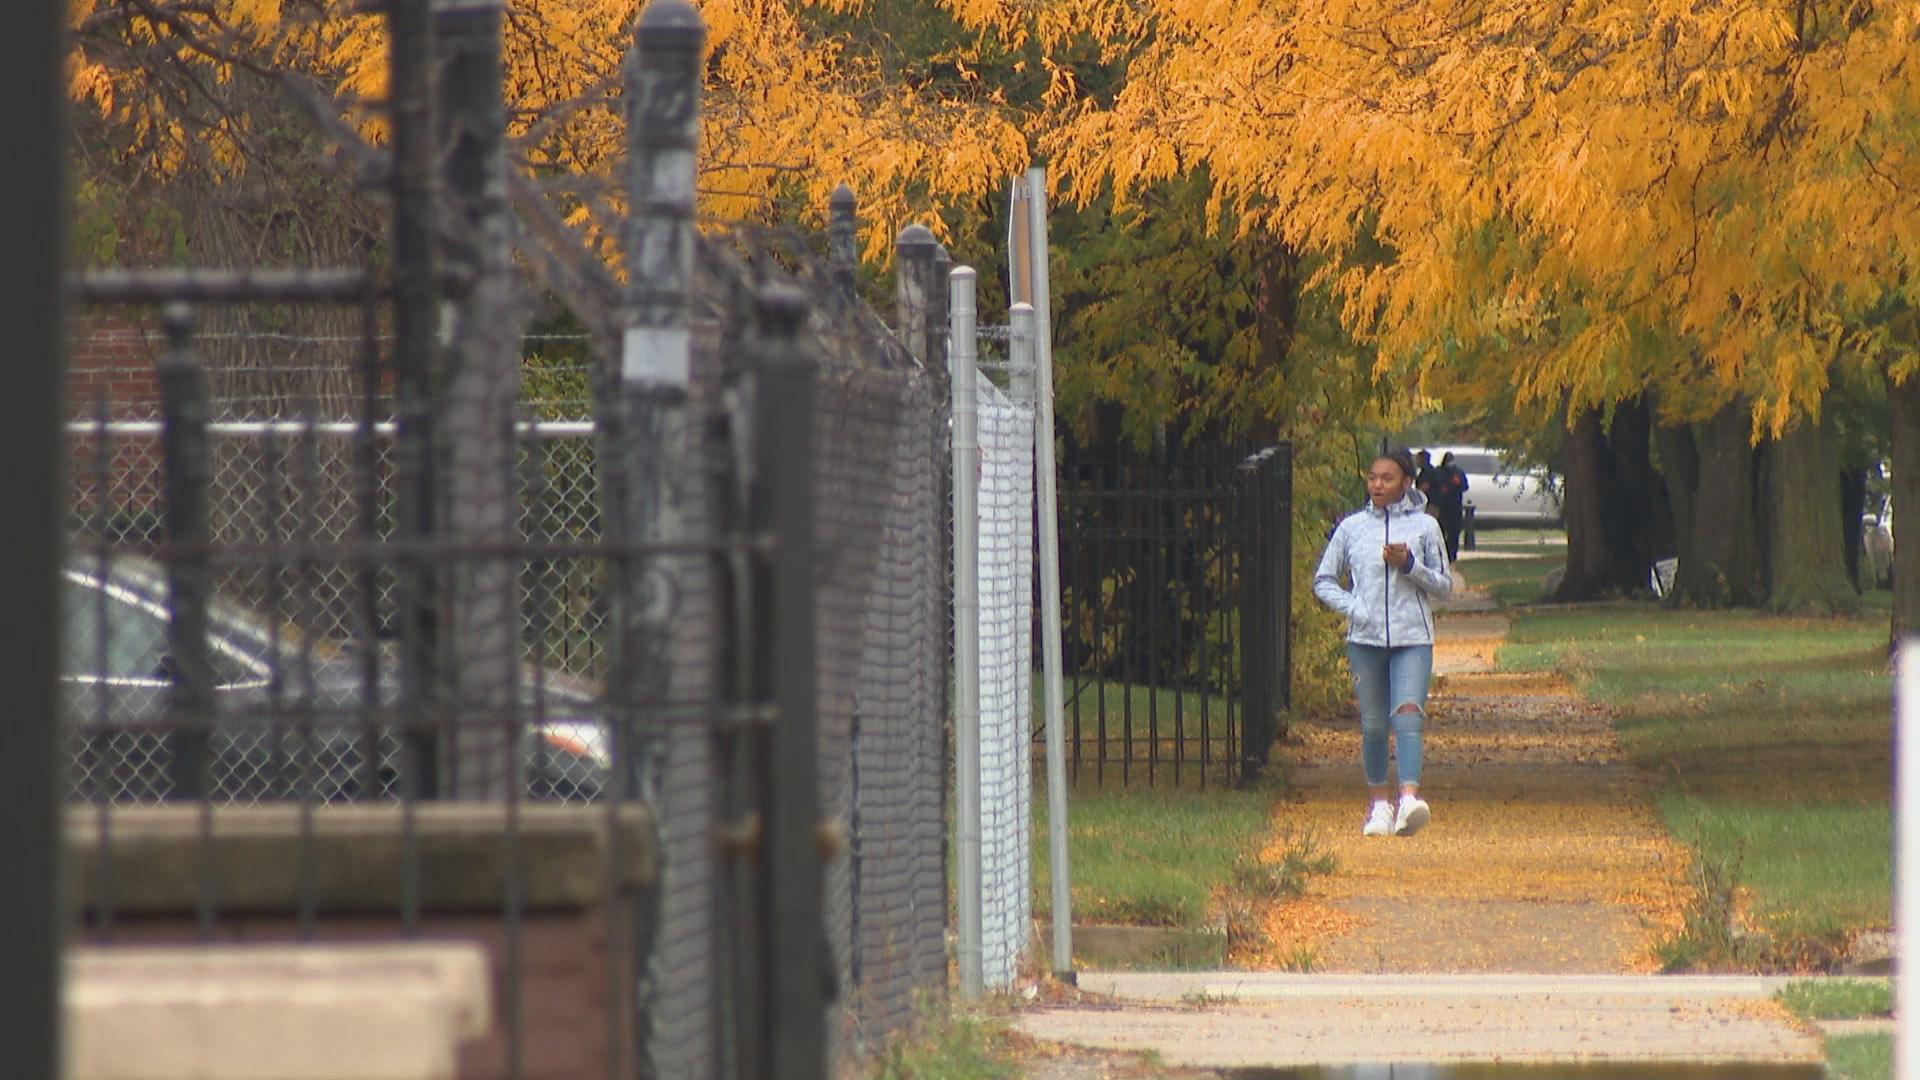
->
[[1383, 507, 1392, 649]]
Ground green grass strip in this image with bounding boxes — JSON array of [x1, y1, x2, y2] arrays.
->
[[1033, 785, 1274, 928], [1823, 1032, 1892, 1080], [1775, 979, 1893, 1020], [1487, 598, 1892, 952], [869, 1008, 1017, 1080]]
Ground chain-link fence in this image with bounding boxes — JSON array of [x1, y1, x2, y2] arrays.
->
[[63, 262, 953, 1079], [64, 416, 611, 806], [63, 276, 953, 1063], [947, 271, 1038, 996], [974, 379, 1035, 989], [53, 4, 962, 1077]]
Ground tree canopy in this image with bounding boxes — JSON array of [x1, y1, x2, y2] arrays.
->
[[67, 0, 1031, 256], [972, 0, 1920, 433], [65, 0, 1920, 628]]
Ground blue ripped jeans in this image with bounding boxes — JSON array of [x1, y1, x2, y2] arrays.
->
[[1344, 642, 1432, 788]]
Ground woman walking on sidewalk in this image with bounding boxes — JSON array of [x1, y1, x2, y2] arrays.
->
[[1312, 448, 1453, 837]]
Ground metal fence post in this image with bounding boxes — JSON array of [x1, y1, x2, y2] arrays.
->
[[7, 3, 64, 1064], [828, 184, 861, 1011], [949, 266, 983, 999], [625, 3, 706, 1077], [389, 0, 442, 800], [1237, 448, 1290, 781], [894, 222, 950, 999], [1009, 302, 1036, 403], [1024, 167, 1074, 978], [894, 226, 938, 371], [1011, 300, 1062, 981], [751, 284, 827, 1080], [829, 184, 857, 301], [157, 304, 216, 803], [436, 0, 518, 799], [1274, 447, 1294, 729], [1898, 642, 1920, 1080], [1236, 457, 1270, 786], [931, 245, 952, 375], [623, 0, 702, 800]]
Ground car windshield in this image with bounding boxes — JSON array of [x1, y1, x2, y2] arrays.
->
[[1451, 453, 1502, 474], [62, 576, 257, 686]]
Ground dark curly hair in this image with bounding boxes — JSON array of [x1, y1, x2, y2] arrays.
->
[[1373, 447, 1418, 482]]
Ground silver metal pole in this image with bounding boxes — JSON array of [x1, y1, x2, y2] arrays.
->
[[1027, 165, 1074, 980], [1898, 641, 1918, 1080], [1009, 303, 1037, 403], [951, 266, 984, 1000]]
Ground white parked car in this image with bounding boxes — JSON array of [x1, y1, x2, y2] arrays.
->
[[1417, 445, 1562, 528]]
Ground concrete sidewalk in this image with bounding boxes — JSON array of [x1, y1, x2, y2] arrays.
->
[[1077, 972, 1802, 1001], [1015, 973, 1827, 1068]]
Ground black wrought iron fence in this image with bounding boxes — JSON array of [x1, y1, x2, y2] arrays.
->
[[1054, 440, 1292, 788], [1237, 445, 1293, 780]]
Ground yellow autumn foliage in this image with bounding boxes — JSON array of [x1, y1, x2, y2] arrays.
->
[[70, 0, 1920, 431], [984, 0, 1920, 430], [69, 0, 1030, 260]]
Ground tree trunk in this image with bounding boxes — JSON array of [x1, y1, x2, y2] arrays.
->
[[1606, 395, 1672, 577], [1667, 399, 1766, 608], [1548, 406, 1637, 599], [1890, 371, 1920, 643], [1839, 467, 1867, 591], [1654, 412, 1700, 586], [1763, 412, 1860, 614], [1551, 407, 1613, 600]]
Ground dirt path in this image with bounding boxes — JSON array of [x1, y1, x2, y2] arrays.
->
[[1244, 573, 1691, 973]]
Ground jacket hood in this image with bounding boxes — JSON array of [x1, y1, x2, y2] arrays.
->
[[1364, 487, 1428, 518]]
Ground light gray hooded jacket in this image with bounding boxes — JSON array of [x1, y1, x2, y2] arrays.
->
[[1312, 488, 1453, 647]]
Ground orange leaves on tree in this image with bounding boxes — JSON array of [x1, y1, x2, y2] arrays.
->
[[982, 0, 1920, 432], [71, 0, 1030, 266]]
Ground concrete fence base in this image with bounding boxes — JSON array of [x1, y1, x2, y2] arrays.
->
[[66, 804, 656, 1080], [68, 942, 490, 1080]]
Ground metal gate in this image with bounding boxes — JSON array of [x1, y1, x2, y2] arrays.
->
[[1053, 440, 1292, 788]]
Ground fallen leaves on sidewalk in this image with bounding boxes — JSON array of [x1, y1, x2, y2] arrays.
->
[[1250, 609, 1691, 973]]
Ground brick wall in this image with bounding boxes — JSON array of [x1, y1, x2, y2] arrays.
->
[[67, 314, 160, 419]]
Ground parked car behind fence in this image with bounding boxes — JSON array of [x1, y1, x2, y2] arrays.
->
[[62, 552, 610, 805]]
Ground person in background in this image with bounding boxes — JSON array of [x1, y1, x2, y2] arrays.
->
[[1430, 451, 1470, 562], [1414, 449, 1436, 500], [1311, 448, 1452, 837]]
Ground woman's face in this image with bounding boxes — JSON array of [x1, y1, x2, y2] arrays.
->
[[1367, 458, 1411, 508]]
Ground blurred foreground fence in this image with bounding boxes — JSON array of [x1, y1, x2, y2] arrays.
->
[[67, 418, 610, 685], [52, 1, 950, 1077]]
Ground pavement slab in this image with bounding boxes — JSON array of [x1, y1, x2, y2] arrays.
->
[[1015, 975, 1822, 1068]]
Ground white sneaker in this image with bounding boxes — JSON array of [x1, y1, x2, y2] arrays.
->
[[1395, 795, 1430, 836], [1363, 800, 1395, 837]]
